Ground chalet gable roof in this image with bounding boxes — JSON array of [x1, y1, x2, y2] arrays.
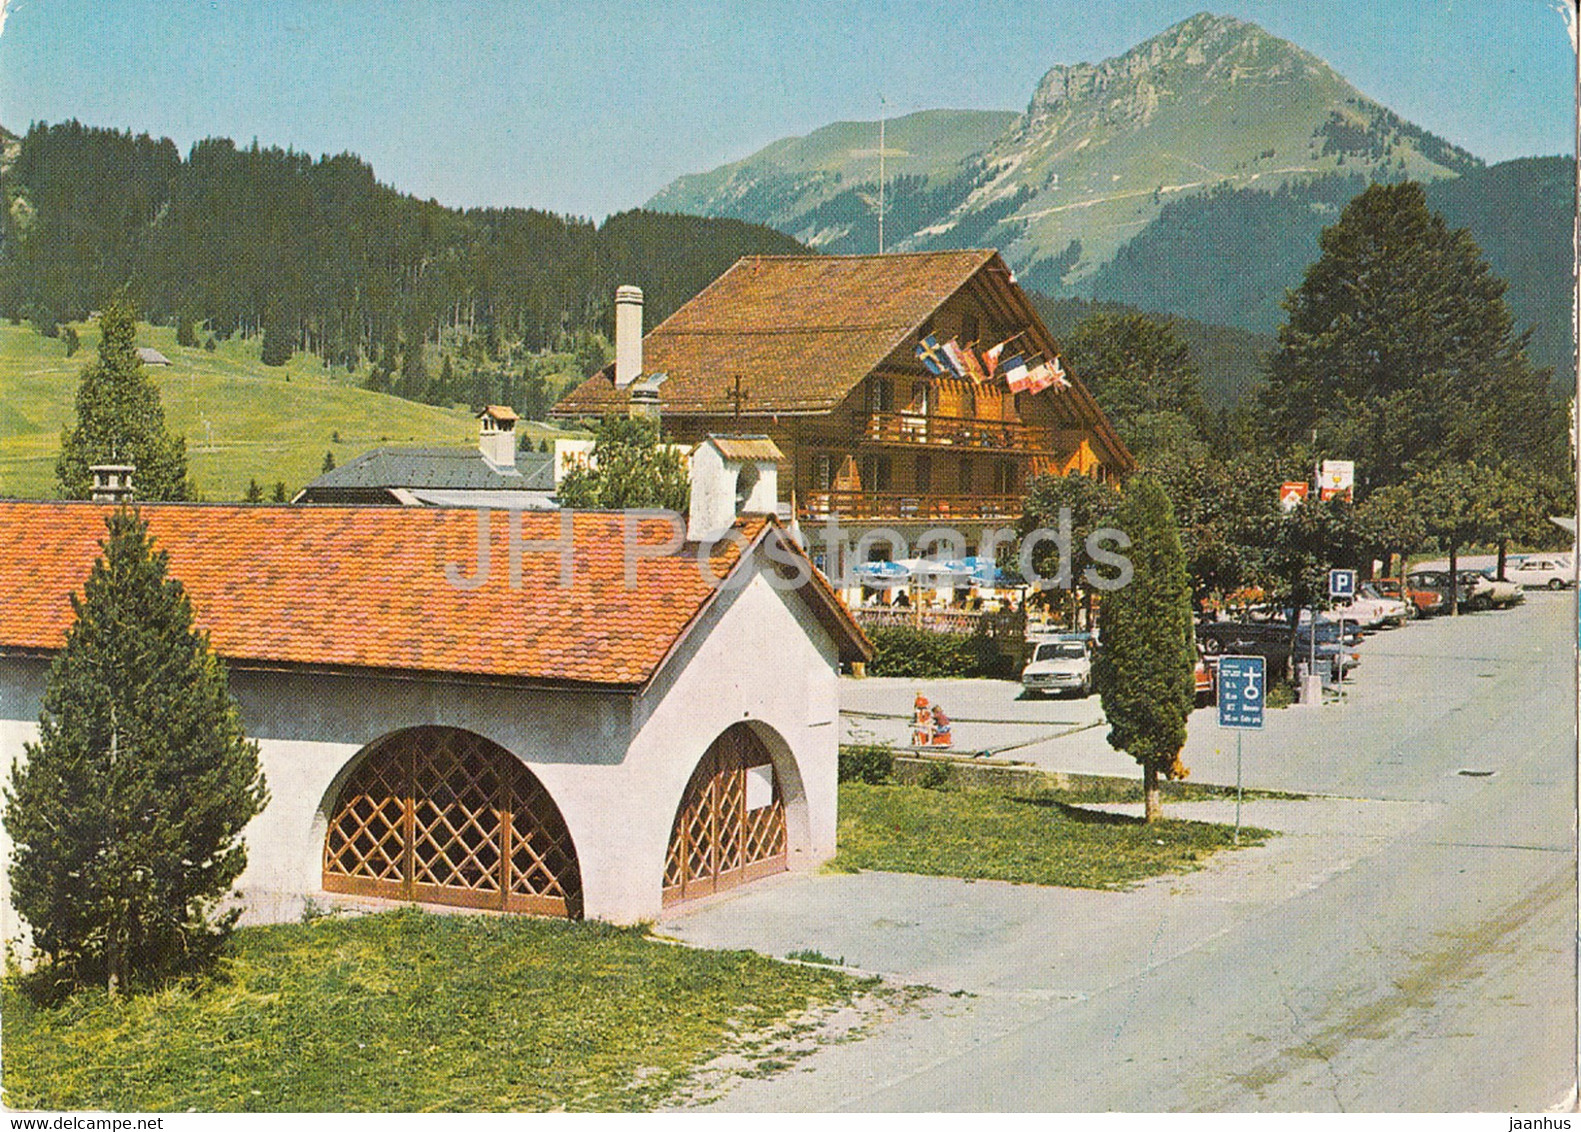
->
[[551, 250, 1135, 472], [554, 250, 997, 418]]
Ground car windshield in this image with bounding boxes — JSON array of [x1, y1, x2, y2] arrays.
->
[[1036, 643, 1086, 661]]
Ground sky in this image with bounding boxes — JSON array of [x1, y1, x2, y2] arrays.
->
[[0, 0, 1573, 219]]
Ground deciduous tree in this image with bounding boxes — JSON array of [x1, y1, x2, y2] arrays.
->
[[555, 415, 689, 512]]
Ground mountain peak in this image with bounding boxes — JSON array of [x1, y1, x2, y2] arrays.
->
[[1018, 12, 1325, 132]]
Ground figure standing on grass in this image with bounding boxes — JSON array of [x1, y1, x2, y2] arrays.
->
[[912, 693, 933, 746]]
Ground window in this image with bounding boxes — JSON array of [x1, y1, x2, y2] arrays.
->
[[908, 381, 930, 414], [958, 457, 973, 494], [915, 453, 932, 493], [867, 376, 894, 413], [863, 455, 893, 492], [994, 460, 1017, 494], [813, 454, 834, 492]]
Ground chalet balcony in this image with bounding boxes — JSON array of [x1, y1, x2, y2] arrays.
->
[[801, 490, 1023, 523], [863, 411, 1056, 453]]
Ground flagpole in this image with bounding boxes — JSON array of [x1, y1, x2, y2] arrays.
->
[[878, 96, 886, 254]]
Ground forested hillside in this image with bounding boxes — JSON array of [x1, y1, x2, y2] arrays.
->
[[0, 120, 806, 402], [1032, 294, 1276, 413], [1088, 158, 1573, 383]]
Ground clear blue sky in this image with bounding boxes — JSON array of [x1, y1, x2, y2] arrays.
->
[[0, 1, 1572, 219]]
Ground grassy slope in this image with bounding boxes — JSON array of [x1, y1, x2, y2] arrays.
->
[[646, 109, 1018, 223], [0, 323, 573, 501], [2, 909, 862, 1112]]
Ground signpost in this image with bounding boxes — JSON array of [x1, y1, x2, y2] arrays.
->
[[1329, 568, 1356, 599], [1217, 655, 1265, 843]]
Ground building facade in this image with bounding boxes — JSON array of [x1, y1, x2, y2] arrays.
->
[[552, 251, 1135, 560], [0, 502, 869, 947]]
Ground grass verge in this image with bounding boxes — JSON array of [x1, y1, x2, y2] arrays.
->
[[831, 780, 1274, 890], [1, 908, 864, 1112]]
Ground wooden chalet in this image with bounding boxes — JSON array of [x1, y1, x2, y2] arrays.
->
[[553, 251, 1134, 541]]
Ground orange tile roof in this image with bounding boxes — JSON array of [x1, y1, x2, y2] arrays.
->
[[0, 503, 866, 688], [554, 250, 997, 417]]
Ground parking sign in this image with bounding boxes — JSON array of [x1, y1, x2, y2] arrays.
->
[[1217, 655, 1265, 730], [1329, 568, 1356, 599]]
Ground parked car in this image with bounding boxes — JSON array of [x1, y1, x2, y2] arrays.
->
[[1194, 647, 1215, 706], [1473, 570, 1523, 608], [1407, 569, 1491, 612], [1347, 584, 1412, 627], [1379, 576, 1446, 617], [1505, 555, 1575, 590], [1197, 620, 1298, 680], [1022, 637, 1093, 697]]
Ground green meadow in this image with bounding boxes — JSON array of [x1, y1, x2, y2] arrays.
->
[[0, 322, 575, 502]]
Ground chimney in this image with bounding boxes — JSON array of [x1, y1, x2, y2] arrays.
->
[[90, 464, 135, 504], [614, 285, 643, 389], [687, 436, 783, 541], [628, 371, 667, 422], [477, 405, 519, 472]]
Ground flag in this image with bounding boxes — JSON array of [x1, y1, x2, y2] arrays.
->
[[960, 343, 990, 384], [982, 338, 1013, 378], [1026, 360, 1055, 393], [940, 339, 969, 379], [915, 334, 949, 376], [1049, 355, 1070, 390], [1001, 354, 1031, 392]]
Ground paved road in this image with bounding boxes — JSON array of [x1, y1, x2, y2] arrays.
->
[[664, 593, 1577, 1111]]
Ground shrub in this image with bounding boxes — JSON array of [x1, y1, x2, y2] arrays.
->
[[837, 744, 894, 784], [866, 626, 980, 677]]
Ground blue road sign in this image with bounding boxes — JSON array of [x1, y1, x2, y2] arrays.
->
[[1329, 568, 1356, 598], [1217, 655, 1265, 730]]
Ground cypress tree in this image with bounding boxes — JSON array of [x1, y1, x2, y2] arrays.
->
[[4, 508, 268, 994], [56, 300, 190, 501], [1093, 476, 1196, 821]]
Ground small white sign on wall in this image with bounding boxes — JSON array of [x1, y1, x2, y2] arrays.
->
[[745, 763, 775, 810]]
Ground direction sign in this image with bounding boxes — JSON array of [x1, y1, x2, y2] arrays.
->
[[1329, 568, 1356, 598], [1217, 655, 1265, 730]]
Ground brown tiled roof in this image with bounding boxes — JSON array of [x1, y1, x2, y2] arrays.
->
[[0, 503, 868, 688], [554, 250, 998, 417], [479, 405, 519, 422]]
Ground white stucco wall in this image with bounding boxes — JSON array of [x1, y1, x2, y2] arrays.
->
[[0, 545, 845, 943]]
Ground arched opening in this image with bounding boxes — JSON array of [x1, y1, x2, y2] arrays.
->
[[662, 723, 788, 907], [322, 726, 582, 917]]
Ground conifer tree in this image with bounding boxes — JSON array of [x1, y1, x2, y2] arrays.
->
[[56, 301, 190, 501], [243, 478, 264, 503], [322, 450, 336, 473], [1093, 476, 1195, 821], [4, 508, 268, 993], [271, 481, 288, 503]]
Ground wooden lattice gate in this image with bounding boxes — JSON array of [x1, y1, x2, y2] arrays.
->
[[323, 727, 582, 917], [663, 724, 787, 906]]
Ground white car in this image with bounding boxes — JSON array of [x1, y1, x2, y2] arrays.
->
[[1336, 587, 1410, 629], [1022, 638, 1093, 697], [1505, 555, 1575, 590]]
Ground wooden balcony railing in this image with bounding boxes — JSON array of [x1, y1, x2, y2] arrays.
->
[[864, 411, 1056, 452], [801, 490, 1023, 522]]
